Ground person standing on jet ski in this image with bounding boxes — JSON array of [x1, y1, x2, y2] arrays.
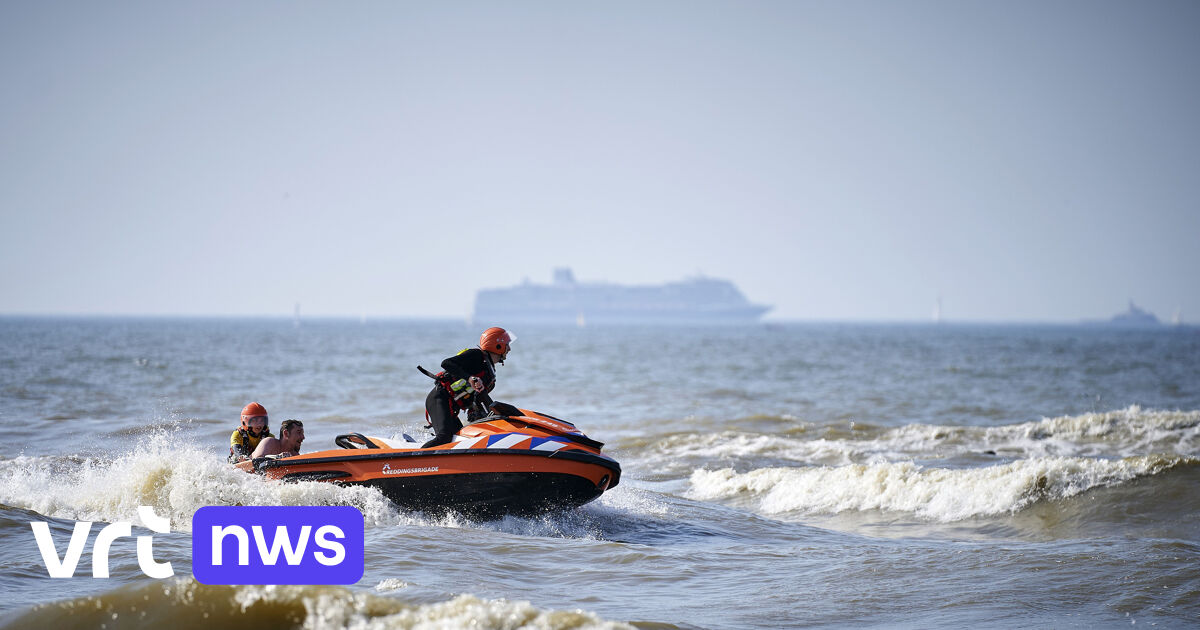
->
[[422, 327, 513, 448], [229, 402, 274, 463]]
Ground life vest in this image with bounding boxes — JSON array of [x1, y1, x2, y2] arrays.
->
[[436, 348, 496, 412], [228, 428, 273, 462]]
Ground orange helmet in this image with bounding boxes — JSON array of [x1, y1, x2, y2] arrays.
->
[[240, 402, 268, 434], [479, 327, 513, 359]]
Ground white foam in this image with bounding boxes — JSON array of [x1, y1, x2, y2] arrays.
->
[[687, 454, 1192, 522], [0, 428, 419, 530], [986, 406, 1200, 457], [374, 579, 410, 592], [637, 407, 1200, 468]]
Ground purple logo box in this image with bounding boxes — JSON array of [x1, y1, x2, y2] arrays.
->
[[192, 506, 364, 585]]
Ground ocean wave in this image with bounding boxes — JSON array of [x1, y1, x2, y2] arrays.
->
[[687, 454, 1196, 522], [623, 407, 1200, 469], [0, 430, 411, 531], [2, 577, 638, 630], [835, 406, 1200, 461], [986, 406, 1200, 456]]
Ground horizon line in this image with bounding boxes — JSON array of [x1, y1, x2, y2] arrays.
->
[[0, 312, 1192, 327]]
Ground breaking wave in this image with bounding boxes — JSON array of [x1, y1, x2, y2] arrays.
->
[[625, 407, 1200, 470], [687, 454, 1196, 522], [985, 406, 1200, 456]]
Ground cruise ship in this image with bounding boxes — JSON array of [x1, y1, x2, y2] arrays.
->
[[1105, 301, 1162, 326], [1083, 300, 1165, 327], [473, 268, 770, 326]]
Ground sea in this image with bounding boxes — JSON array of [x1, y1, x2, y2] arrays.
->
[[0, 317, 1197, 629]]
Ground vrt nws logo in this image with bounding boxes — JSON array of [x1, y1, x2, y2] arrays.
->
[[30, 506, 174, 578]]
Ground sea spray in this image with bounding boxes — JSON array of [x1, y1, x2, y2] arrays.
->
[[0, 428, 411, 530]]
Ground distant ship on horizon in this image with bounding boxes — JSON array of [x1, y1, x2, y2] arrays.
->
[[473, 268, 771, 326], [1085, 300, 1164, 327]]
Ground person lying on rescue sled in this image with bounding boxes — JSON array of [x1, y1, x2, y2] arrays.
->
[[228, 402, 274, 463], [421, 327, 513, 448]]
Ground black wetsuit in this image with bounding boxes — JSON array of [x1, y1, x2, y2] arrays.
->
[[423, 348, 496, 448]]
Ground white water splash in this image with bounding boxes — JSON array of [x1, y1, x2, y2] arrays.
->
[[0, 428, 415, 530]]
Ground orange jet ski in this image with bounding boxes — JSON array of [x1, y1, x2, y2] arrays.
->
[[235, 404, 621, 518]]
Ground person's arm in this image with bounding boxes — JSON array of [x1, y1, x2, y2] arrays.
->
[[229, 430, 249, 463]]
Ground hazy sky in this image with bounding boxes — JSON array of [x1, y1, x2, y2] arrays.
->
[[2, 1, 1197, 322]]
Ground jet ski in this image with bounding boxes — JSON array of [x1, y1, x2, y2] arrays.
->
[[234, 403, 621, 518]]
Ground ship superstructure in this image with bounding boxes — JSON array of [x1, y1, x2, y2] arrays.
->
[[473, 268, 770, 325]]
